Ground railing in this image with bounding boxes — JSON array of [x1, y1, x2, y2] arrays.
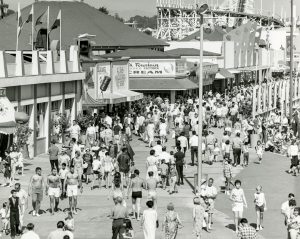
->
[[0, 50, 81, 78]]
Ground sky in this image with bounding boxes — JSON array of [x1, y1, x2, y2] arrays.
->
[[8, 0, 300, 19]]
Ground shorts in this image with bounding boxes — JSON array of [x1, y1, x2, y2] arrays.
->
[[132, 191, 142, 199], [255, 205, 265, 212], [93, 170, 100, 174], [48, 187, 60, 198], [67, 185, 78, 197], [232, 202, 243, 212], [148, 191, 157, 200], [32, 192, 43, 202]]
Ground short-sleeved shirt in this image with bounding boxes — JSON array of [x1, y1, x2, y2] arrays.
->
[[232, 137, 242, 149], [237, 225, 257, 239], [174, 151, 185, 165], [48, 145, 59, 160], [117, 153, 130, 173], [111, 204, 128, 219], [160, 163, 168, 176]]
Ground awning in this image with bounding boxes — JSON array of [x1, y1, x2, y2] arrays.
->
[[129, 78, 198, 91], [215, 68, 234, 79], [83, 88, 127, 106], [0, 93, 17, 135], [117, 90, 144, 102]]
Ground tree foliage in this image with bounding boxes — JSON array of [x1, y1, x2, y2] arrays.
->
[[98, 6, 109, 15], [129, 15, 157, 29]]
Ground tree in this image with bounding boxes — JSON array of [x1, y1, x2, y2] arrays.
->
[[98, 6, 109, 15], [114, 13, 124, 23], [129, 15, 157, 29]]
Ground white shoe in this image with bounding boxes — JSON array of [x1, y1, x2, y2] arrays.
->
[[32, 210, 36, 216], [36, 213, 41, 217]]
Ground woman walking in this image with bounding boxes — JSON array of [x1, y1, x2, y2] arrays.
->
[[162, 203, 182, 239], [230, 180, 247, 233], [193, 197, 205, 239], [141, 201, 157, 239]]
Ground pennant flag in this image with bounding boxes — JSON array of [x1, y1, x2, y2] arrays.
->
[[49, 10, 61, 32], [25, 5, 33, 24], [17, 3, 23, 37], [35, 9, 47, 26]]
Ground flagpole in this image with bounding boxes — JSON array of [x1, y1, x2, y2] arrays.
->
[[16, 3, 20, 51], [31, 4, 34, 50], [46, 6, 49, 51], [60, 9, 62, 52]]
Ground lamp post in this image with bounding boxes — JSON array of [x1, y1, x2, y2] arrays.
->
[[197, 3, 208, 190], [289, 0, 294, 122]]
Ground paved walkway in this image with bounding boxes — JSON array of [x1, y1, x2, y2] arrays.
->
[[1, 127, 294, 238]]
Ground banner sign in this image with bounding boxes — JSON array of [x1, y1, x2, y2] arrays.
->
[[95, 62, 110, 98], [112, 62, 128, 91], [129, 60, 176, 77]]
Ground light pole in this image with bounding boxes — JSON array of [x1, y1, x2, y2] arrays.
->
[[289, 0, 294, 122], [197, 3, 208, 190]]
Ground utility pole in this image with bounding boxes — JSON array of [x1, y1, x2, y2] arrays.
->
[[289, 0, 294, 122]]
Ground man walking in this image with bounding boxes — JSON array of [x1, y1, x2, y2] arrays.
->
[[232, 132, 243, 166], [174, 146, 185, 185], [28, 167, 45, 217], [46, 168, 61, 215], [14, 183, 28, 228], [111, 197, 128, 239], [64, 165, 82, 214], [189, 131, 198, 166], [117, 147, 131, 188], [48, 140, 60, 171]]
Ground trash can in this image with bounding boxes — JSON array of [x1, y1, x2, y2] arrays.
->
[[250, 134, 259, 148]]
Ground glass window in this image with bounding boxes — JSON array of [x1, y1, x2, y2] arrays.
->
[[51, 101, 60, 112], [36, 103, 46, 138]]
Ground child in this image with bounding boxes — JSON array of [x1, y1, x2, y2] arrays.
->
[[242, 141, 250, 167], [159, 159, 169, 190], [223, 158, 233, 195], [255, 140, 264, 164], [123, 218, 134, 238], [0, 202, 9, 236], [91, 156, 102, 190], [254, 185, 267, 231], [213, 140, 221, 162], [59, 163, 68, 199], [168, 163, 178, 194]]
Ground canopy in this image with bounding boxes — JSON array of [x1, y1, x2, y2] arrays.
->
[[215, 68, 234, 79]]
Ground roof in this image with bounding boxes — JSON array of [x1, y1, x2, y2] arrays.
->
[[215, 68, 234, 79], [101, 48, 178, 59], [0, 1, 168, 51], [129, 78, 198, 90], [166, 48, 221, 57], [180, 26, 230, 42]]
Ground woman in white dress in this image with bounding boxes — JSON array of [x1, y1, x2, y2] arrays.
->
[[147, 120, 155, 148], [159, 119, 168, 146], [146, 150, 158, 180], [102, 152, 114, 189], [230, 180, 247, 233], [141, 200, 157, 239]]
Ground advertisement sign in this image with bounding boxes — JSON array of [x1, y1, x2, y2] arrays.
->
[[129, 60, 176, 77], [112, 62, 128, 91], [95, 62, 110, 98]]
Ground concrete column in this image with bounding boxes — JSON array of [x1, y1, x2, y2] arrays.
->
[[72, 50, 80, 72], [60, 50, 68, 73], [257, 86, 261, 111], [268, 84, 272, 109], [33, 85, 37, 157], [46, 51, 54, 74], [170, 90, 175, 103], [27, 104, 35, 159], [262, 84, 266, 111], [31, 51, 40, 75], [15, 51, 24, 76], [47, 83, 51, 149], [0, 51, 7, 78], [252, 86, 257, 118]]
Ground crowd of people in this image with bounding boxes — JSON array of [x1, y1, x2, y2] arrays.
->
[[0, 86, 299, 239]]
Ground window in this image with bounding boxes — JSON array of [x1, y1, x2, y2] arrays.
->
[[65, 99, 73, 110], [36, 103, 46, 138], [51, 101, 60, 112]]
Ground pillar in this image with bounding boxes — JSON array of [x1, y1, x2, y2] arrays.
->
[[170, 90, 176, 103], [15, 51, 24, 76], [60, 50, 68, 73], [33, 85, 37, 157], [252, 86, 257, 118], [32, 51, 40, 75], [47, 83, 51, 148], [0, 51, 7, 77], [46, 51, 54, 74], [257, 85, 261, 112]]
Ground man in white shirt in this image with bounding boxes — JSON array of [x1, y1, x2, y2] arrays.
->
[[68, 120, 81, 141], [281, 193, 295, 221], [21, 223, 40, 239], [200, 178, 218, 230], [177, 132, 188, 155], [159, 146, 171, 164], [189, 131, 198, 166], [152, 140, 163, 157]]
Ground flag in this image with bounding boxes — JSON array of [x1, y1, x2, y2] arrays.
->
[[35, 9, 47, 26], [17, 3, 23, 37], [49, 10, 61, 32], [25, 5, 33, 23]]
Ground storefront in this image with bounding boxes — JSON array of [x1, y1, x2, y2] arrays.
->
[[83, 59, 143, 112]]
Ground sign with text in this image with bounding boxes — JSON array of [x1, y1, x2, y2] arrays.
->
[[112, 61, 129, 91], [129, 60, 176, 78], [95, 62, 111, 98]]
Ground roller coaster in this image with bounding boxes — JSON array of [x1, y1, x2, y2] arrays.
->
[[156, 0, 285, 40]]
